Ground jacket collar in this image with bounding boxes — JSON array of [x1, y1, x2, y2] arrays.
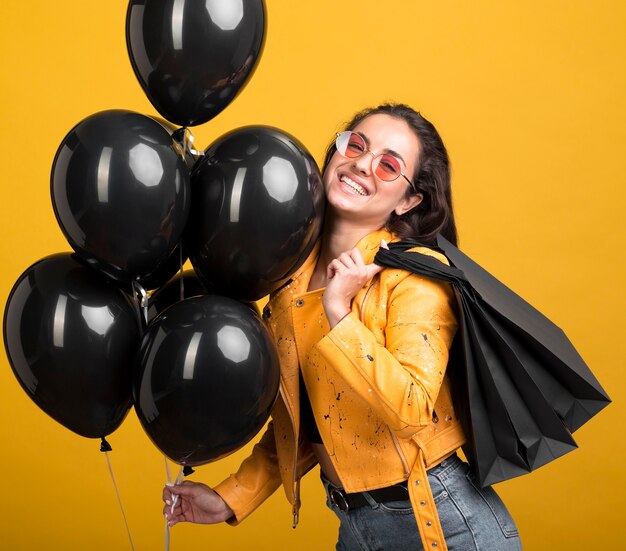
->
[[355, 228, 394, 264]]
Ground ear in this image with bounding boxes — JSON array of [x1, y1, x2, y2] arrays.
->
[[394, 193, 423, 216]]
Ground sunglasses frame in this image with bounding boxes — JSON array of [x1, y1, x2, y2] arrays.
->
[[335, 131, 417, 193]]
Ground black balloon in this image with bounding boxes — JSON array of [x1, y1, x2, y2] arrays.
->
[[51, 110, 190, 283], [134, 295, 280, 466], [146, 270, 261, 320], [185, 126, 325, 301], [3, 254, 141, 438], [126, 0, 266, 127], [147, 270, 206, 320]]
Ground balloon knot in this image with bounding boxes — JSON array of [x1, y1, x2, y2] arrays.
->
[[183, 465, 195, 476], [172, 128, 186, 143], [100, 437, 113, 452]]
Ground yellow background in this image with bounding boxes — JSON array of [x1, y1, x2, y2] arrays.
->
[[1, 1, 624, 549]]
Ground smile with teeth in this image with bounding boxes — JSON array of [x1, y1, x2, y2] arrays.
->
[[340, 175, 369, 196]]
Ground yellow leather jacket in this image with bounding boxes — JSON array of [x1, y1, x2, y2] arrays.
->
[[215, 229, 465, 549]]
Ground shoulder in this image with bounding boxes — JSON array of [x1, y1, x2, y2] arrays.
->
[[384, 233, 450, 267], [378, 243, 455, 305], [380, 239, 452, 283]]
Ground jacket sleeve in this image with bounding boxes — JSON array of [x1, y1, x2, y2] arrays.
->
[[213, 420, 318, 525], [213, 422, 282, 525], [313, 271, 457, 440]]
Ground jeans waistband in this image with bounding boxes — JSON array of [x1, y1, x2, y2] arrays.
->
[[427, 452, 464, 482], [321, 453, 462, 512]]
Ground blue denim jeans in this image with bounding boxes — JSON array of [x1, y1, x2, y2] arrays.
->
[[323, 455, 522, 550]]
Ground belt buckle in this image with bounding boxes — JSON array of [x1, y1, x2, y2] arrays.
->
[[329, 488, 350, 512]]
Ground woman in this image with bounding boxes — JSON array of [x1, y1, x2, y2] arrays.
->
[[163, 104, 522, 550]]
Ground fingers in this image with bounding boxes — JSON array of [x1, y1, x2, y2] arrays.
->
[[328, 248, 365, 275], [348, 249, 366, 274], [326, 258, 343, 280], [162, 481, 196, 520], [167, 481, 201, 497], [339, 248, 365, 271], [365, 263, 384, 279], [327, 252, 356, 278], [163, 497, 183, 518], [326, 248, 382, 286], [163, 488, 187, 526], [165, 510, 185, 527]]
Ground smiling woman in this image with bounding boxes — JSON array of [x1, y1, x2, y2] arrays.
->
[[162, 104, 521, 551]]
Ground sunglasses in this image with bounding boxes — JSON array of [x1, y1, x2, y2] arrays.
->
[[335, 131, 416, 192]]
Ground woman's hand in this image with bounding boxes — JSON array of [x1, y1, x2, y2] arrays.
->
[[323, 247, 383, 328], [163, 481, 234, 526]]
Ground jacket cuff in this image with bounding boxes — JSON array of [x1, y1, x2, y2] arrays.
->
[[214, 473, 280, 526]]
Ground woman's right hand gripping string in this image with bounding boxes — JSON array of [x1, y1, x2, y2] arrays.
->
[[163, 481, 234, 526]]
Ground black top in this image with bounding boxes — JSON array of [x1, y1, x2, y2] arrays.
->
[[299, 369, 322, 444]]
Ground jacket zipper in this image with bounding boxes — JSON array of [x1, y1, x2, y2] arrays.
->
[[278, 384, 300, 528], [360, 281, 376, 324]]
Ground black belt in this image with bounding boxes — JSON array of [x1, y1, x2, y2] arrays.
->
[[328, 481, 409, 512]]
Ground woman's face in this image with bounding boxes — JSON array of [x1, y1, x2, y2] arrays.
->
[[323, 114, 423, 228]]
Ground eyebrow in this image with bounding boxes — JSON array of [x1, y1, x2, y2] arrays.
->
[[355, 131, 407, 167]]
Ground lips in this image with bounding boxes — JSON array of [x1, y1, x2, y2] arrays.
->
[[339, 175, 369, 196]]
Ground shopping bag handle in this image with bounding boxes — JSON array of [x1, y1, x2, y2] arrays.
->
[[375, 240, 469, 286]]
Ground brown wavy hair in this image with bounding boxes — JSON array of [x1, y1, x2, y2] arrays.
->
[[322, 103, 458, 246]]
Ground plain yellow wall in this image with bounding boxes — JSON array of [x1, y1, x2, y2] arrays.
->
[[1, 1, 624, 549]]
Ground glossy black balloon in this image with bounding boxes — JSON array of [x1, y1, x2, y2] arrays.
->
[[146, 270, 261, 320], [134, 295, 280, 466], [126, 0, 266, 127], [147, 270, 206, 320], [185, 126, 325, 301], [51, 110, 190, 282], [3, 254, 141, 438]]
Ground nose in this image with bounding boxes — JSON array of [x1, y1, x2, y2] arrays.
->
[[352, 151, 375, 175]]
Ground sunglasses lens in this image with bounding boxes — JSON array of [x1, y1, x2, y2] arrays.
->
[[336, 131, 365, 158], [372, 154, 402, 181]]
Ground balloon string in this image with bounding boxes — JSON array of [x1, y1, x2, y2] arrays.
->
[[102, 442, 136, 551], [164, 457, 184, 551], [181, 127, 205, 157], [164, 455, 173, 483], [132, 281, 149, 324]]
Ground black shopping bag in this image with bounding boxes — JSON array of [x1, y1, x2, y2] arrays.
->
[[374, 236, 611, 487]]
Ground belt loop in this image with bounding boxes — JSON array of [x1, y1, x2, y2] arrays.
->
[[408, 449, 448, 551]]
